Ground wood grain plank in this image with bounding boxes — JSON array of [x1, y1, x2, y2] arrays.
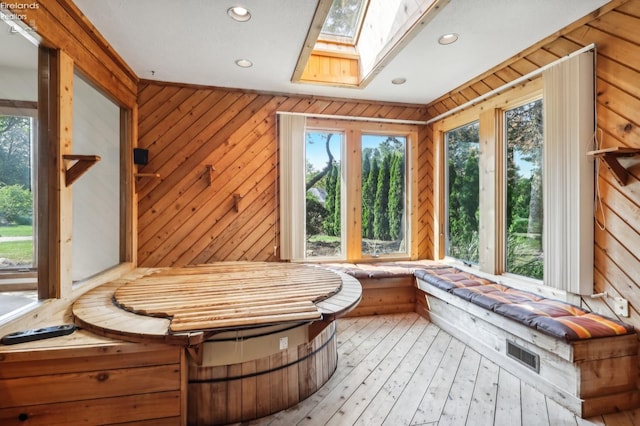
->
[[382, 330, 452, 425], [298, 313, 416, 426], [1, 364, 180, 408], [410, 337, 466, 424], [251, 313, 640, 426], [325, 315, 427, 425], [352, 322, 439, 426], [466, 356, 499, 426], [438, 346, 482, 425], [521, 381, 550, 426], [494, 368, 522, 426], [0, 391, 181, 425]]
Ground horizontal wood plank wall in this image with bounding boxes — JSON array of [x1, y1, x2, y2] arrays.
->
[[137, 82, 429, 266], [22, 0, 138, 108], [0, 342, 185, 425], [424, 0, 640, 329]]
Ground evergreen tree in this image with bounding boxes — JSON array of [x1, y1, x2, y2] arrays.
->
[[332, 166, 341, 236], [459, 153, 479, 233], [362, 156, 378, 239], [373, 154, 391, 240], [388, 152, 404, 240], [446, 122, 480, 263], [323, 164, 337, 236], [0, 116, 32, 188], [362, 149, 373, 238], [322, 164, 341, 236], [505, 100, 543, 235]]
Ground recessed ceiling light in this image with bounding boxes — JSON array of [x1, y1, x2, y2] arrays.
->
[[438, 33, 459, 45], [235, 59, 253, 68], [391, 77, 407, 85], [227, 6, 251, 22]]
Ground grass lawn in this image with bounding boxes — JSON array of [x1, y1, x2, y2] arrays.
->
[[0, 225, 33, 237], [308, 234, 340, 243], [0, 240, 33, 265]]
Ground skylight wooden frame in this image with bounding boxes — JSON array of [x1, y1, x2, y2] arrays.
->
[[292, 0, 450, 88]]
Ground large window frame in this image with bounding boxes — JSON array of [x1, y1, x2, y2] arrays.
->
[[434, 79, 545, 288], [435, 48, 595, 298], [0, 106, 37, 279], [0, 4, 137, 328], [280, 115, 420, 262], [0, 47, 135, 322]]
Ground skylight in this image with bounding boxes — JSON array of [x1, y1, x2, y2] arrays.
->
[[319, 0, 368, 44], [294, 0, 446, 88]]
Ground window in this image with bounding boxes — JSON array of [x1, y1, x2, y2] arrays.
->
[[305, 130, 344, 258], [436, 48, 594, 294], [0, 113, 35, 272], [361, 134, 407, 257], [441, 96, 545, 282], [280, 114, 417, 262], [505, 99, 543, 280], [320, 0, 368, 44], [0, 18, 39, 318], [445, 121, 479, 265], [296, 0, 442, 87]]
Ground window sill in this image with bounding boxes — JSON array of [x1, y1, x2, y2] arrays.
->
[[0, 277, 37, 292], [0, 262, 135, 332]]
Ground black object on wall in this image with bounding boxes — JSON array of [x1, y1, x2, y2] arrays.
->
[[133, 148, 149, 165]]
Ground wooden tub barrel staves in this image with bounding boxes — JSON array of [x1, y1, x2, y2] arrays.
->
[[187, 321, 338, 425]]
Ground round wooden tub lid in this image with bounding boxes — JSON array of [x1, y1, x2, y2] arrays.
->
[[73, 262, 361, 346]]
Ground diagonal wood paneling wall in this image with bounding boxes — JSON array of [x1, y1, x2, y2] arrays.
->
[[136, 0, 640, 329], [136, 83, 429, 267], [424, 0, 640, 328]]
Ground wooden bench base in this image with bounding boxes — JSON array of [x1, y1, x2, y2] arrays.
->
[[345, 276, 416, 317], [0, 336, 185, 425], [416, 279, 640, 418]]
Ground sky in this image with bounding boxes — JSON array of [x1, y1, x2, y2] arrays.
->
[[305, 131, 405, 172]]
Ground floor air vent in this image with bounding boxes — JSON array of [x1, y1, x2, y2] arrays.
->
[[506, 340, 540, 373]]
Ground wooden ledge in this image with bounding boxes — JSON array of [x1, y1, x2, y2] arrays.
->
[[63, 154, 101, 186], [588, 147, 640, 186]]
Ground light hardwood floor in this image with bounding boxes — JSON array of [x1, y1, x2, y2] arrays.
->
[[242, 313, 640, 426]]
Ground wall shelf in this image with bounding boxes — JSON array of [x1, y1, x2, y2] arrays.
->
[[233, 193, 243, 212], [63, 154, 101, 186], [134, 173, 160, 178], [587, 147, 640, 186], [205, 165, 215, 186]]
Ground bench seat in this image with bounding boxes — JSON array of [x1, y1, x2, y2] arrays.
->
[[416, 267, 640, 417], [320, 261, 640, 417], [321, 261, 443, 316], [414, 267, 635, 342]]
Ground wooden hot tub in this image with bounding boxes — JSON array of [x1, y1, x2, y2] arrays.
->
[[72, 262, 362, 425]]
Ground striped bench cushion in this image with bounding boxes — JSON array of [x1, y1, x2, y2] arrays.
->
[[417, 267, 635, 341], [323, 260, 444, 279]]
